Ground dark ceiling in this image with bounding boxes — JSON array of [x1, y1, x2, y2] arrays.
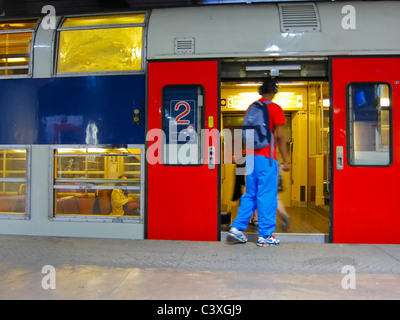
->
[[0, 0, 387, 18]]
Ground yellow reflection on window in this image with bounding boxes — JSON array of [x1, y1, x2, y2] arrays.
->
[[0, 20, 37, 30], [0, 32, 32, 55], [62, 13, 146, 27], [0, 149, 27, 215], [57, 27, 142, 73], [0, 19, 37, 76]]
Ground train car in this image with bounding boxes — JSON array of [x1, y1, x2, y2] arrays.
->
[[0, 13, 148, 239], [0, 1, 399, 244]]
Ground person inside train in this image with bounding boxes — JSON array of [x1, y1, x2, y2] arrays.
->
[[277, 165, 290, 231], [110, 175, 139, 216], [229, 78, 290, 246]]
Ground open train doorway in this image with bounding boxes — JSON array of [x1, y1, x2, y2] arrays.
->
[[220, 80, 330, 241]]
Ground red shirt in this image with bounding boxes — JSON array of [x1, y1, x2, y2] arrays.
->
[[246, 98, 286, 159]]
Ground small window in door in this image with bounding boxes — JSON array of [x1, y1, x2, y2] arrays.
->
[[162, 85, 204, 165], [347, 83, 392, 166]]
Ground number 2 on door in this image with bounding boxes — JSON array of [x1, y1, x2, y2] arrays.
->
[[174, 101, 191, 124]]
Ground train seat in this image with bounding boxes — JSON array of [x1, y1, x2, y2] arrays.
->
[[56, 194, 97, 215], [56, 190, 113, 215], [6, 195, 25, 212], [94, 190, 112, 215], [0, 193, 10, 212], [75, 194, 95, 215], [58, 196, 80, 214]]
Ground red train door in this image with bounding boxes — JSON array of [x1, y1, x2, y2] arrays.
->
[[147, 60, 220, 241], [331, 57, 400, 244]]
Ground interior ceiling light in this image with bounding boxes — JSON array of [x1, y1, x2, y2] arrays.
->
[[235, 83, 262, 86], [278, 82, 306, 86], [245, 65, 302, 71]]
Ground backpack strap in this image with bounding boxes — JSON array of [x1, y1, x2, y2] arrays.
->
[[254, 100, 271, 144]]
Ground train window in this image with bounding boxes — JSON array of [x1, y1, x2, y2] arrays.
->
[[162, 85, 205, 165], [0, 147, 30, 218], [0, 19, 38, 77], [51, 147, 143, 221], [56, 13, 146, 74], [347, 83, 392, 166], [61, 13, 146, 27]]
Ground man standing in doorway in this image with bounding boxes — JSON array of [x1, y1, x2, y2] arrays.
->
[[229, 78, 290, 246]]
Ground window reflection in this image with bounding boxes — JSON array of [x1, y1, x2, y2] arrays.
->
[[56, 14, 145, 73], [348, 83, 392, 166], [0, 19, 37, 76], [0, 148, 28, 215]]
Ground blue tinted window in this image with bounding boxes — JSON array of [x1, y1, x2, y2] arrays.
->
[[348, 83, 392, 166]]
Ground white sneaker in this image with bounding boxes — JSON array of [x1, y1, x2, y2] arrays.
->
[[257, 235, 280, 247], [228, 227, 248, 243]]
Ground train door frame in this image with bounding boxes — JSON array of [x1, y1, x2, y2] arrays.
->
[[329, 55, 400, 244], [146, 59, 221, 241], [220, 79, 330, 238]]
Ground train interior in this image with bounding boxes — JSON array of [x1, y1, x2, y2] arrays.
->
[[220, 79, 330, 235], [0, 147, 144, 219], [52, 147, 143, 218]]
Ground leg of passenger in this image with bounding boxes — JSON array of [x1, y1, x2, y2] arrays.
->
[[256, 158, 278, 238], [231, 156, 257, 232], [278, 198, 290, 231]]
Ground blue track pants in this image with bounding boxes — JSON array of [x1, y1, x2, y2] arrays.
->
[[231, 155, 278, 238]]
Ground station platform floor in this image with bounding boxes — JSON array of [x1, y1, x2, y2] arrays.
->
[[0, 234, 399, 301]]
